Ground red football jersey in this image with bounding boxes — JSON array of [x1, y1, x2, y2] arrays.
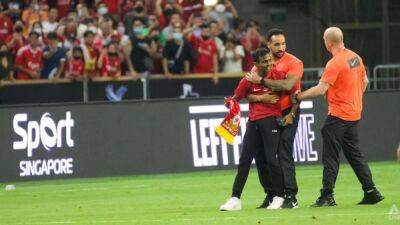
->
[[101, 55, 121, 77], [194, 39, 217, 73], [234, 70, 282, 121], [15, 45, 43, 80], [67, 59, 84, 78], [0, 15, 13, 44]]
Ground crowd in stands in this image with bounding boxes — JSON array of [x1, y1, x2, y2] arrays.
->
[[0, 0, 266, 82]]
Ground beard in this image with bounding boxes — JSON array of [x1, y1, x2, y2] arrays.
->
[[273, 51, 285, 58]]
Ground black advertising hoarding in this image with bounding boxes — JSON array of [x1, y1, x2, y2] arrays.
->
[[148, 77, 242, 99], [88, 80, 143, 101], [0, 92, 399, 182]]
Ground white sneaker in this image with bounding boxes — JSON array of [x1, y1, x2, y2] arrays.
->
[[220, 197, 242, 211], [266, 196, 284, 209]]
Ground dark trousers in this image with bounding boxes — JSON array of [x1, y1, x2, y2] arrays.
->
[[321, 115, 375, 195], [278, 108, 301, 196], [256, 108, 301, 197], [231, 116, 283, 198]]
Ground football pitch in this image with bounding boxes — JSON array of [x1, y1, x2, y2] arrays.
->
[[0, 161, 399, 225]]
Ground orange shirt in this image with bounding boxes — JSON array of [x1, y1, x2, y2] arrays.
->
[[320, 48, 367, 121], [273, 52, 303, 111]]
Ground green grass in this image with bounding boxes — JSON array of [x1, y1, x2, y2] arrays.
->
[[0, 161, 399, 225]]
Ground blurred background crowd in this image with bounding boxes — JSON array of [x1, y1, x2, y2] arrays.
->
[[0, 0, 269, 82]]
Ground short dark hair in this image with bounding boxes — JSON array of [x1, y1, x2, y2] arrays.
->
[[266, 28, 284, 42], [251, 48, 269, 63], [47, 32, 58, 40], [29, 31, 40, 38], [83, 30, 95, 38]]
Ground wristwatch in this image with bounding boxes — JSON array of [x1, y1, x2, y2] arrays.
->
[[290, 112, 296, 118]]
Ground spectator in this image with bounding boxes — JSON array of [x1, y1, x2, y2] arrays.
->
[[241, 20, 262, 71], [5, 21, 27, 56], [98, 42, 122, 77], [193, 24, 218, 75], [208, 0, 238, 33], [4, 0, 24, 22], [231, 18, 246, 41], [0, 43, 14, 81], [102, 0, 121, 16], [21, 0, 48, 35], [30, 21, 45, 44], [220, 36, 244, 73], [123, 0, 148, 31], [162, 25, 191, 77], [162, 12, 183, 44], [126, 18, 156, 77], [56, 0, 73, 19], [15, 31, 43, 80], [148, 28, 164, 74], [80, 30, 99, 77], [42, 32, 67, 79], [61, 21, 79, 50], [0, 4, 14, 44], [181, 0, 203, 22], [42, 8, 59, 34], [209, 20, 224, 55], [65, 46, 85, 80]]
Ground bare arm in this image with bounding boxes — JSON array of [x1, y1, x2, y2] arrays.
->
[[247, 93, 279, 103], [362, 74, 369, 93], [184, 60, 190, 75], [54, 60, 66, 78], [297, 81, 330, 101]]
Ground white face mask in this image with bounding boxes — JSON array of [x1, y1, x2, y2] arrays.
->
[[118, 26, 125, 35], [88, 27, 98, 34], [34, 28, 42, 33], [98, 7, 108, 15], [215, 4, 226, 13]]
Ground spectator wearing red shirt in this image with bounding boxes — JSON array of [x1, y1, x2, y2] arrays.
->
[[98, 42, 122, 77], [193, 24, 218, 81], [65, 46, 85, 80], [0, 5, 14, 44], [56, 0, 72, 19], [15, 31, 43, 80], [6, 21, 27, 56], [181, 0, 203, 22], [102, 0, 120, 15]]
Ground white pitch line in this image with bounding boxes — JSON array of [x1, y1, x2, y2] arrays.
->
[[8, 212, 392, 225]]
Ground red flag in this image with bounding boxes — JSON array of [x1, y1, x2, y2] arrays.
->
[[215, 98, 241, 145]]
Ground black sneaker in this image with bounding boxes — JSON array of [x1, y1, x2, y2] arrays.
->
[[358, 188, 384, 205], [310, 195, 337, 207], [257, 195, 273, 209], [281, 195, 299, 209]]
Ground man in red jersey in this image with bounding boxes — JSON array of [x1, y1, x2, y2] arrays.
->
[[220, 48, 285, 211], [0, 4, 13, 45], [246, 28, 303, 209], [15, 32, 43, 80], [193, 23, 218, 83]]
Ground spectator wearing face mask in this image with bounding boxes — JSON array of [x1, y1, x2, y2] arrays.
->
[[125, 18, 157, 77], [98, 42, 122, 77], [208, 0, 237, 33], [42, 8, 59, 34], [42, 32, 67, 79], [21, 1, 48, 36], [161, 12, 183, 45], [61, 21, 79, 50], [65, 46, 85, 80], [96, 2, 110, 18], [15, 31, 43, 80], [220, 37, 244, 73], [162, 25, 191, 78], [123, 0, 147, 32], [5, 0, 25, 23], [193, 24, 218, 83], [0, 43, 14, 81]]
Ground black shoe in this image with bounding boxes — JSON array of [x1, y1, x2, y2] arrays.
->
[[281, 195, 299, 209], [257, 195, 273, 209], [358, 188, 384, 205], [310, 195, 337, 207]]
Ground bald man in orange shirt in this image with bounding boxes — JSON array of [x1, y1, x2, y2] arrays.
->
[[294, 27, 384, 207]]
